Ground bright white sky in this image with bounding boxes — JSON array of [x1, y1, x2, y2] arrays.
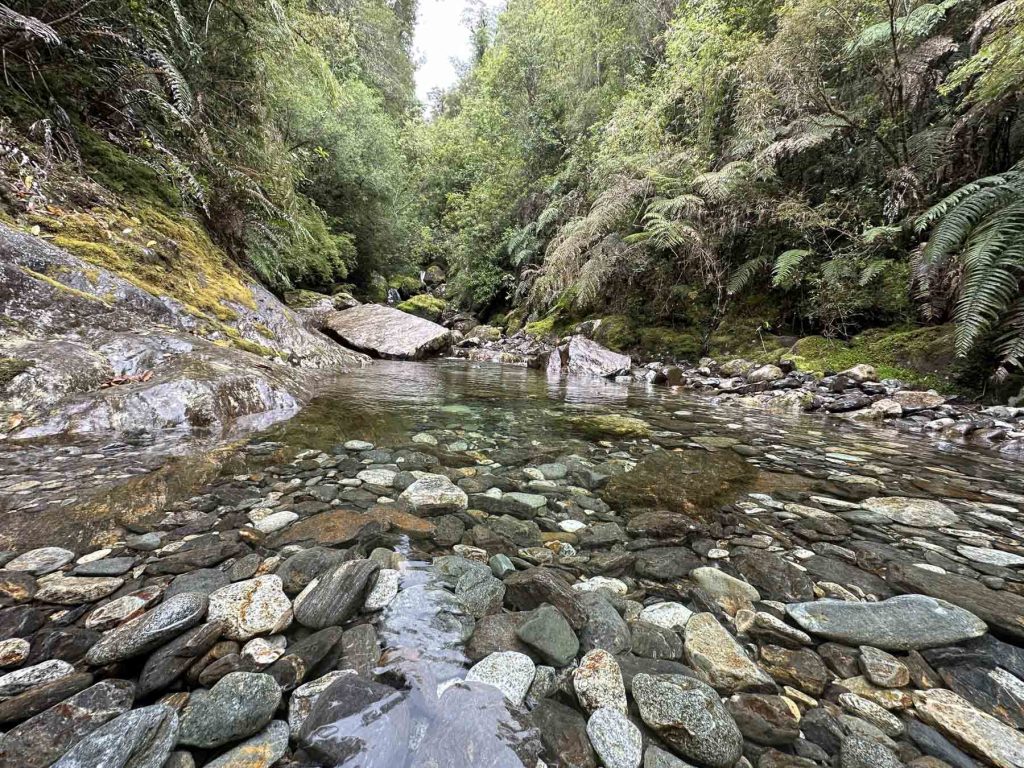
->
[[413, 0, 503, 105]]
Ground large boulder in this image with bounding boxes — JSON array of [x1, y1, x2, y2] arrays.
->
[[323, 304, 452, 359], [564, 336, 632, 378]]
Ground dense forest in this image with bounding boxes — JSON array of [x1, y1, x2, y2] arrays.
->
[[1, 0, 1023, 380]]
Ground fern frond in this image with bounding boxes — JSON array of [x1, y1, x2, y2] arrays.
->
[[772, 248, 812, 288], [728, 252, 772, 294]]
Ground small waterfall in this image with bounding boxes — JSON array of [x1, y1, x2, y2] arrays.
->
[[387, 287, 402, 305]]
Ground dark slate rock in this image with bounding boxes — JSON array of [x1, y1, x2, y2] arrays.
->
[[803, 556, 895, 599], [725, 694, 800, 746], [529, 699, 597, 768], [630, 621, 683, 660], [0, 605, 44, 640], [634, 547, 701, 581], [267, 626, 345, 691], [293, 559, 380, 629], [177, 672, 281, 749], [466, 612, 534, 662], [85, 593, 209, 666], [145, 542, 247, 576], [577, 592, 631, 655], [137, 621, 225, 697], [163, 569, 231, 601], [887, 562, 1024, 642], [0, 671, 94, 724], [903, 716, 983, 768], [504, 568, 586, 629], [73, 557, 136, 577], [275, 547, 349, 595], [297, 674, 400, 764], [26, 627, 101, 665], [50, 704, 178, 768], [0, 679, 135, 768], [937, 663, 1024, 729], [0, 571, 38, 605], [733, 549, 814, 602], [339, 623, 381, 677], [517, 605, 579, 667]]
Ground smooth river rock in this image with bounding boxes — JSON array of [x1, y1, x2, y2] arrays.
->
[[632, 673, 744, 768], [85, 592, 209, 666], [51, 704, 179, 768], [178, 671, 282, 748], [207, 575, 293, 641], [787, 594, 988, 650]]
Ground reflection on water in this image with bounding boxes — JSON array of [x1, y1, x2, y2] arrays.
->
[[300, 556, 542, 767]]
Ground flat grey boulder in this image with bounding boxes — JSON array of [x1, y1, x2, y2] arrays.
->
[[565, 336, 631, 378], [323, 304, 451, 359], [787, 594, 987, 650]]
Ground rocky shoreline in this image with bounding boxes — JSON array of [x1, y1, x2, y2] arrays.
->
[[453, 329, 1024, 458], [2, 396, 1024, 768]]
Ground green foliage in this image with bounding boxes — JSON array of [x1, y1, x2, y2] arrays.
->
[[1, 0, 420, 293], [915, 162, 1024, 372], [397, 294, 447, 322]]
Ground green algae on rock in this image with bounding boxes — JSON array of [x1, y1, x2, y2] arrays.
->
[[604, 448, 756, 518]]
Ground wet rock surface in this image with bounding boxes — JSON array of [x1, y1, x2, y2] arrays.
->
[[1, 358, 1024, 767]]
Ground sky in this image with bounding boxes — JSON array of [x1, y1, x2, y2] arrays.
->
[[413, 0, 503, 105]]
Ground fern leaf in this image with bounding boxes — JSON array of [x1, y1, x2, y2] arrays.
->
[[772, 248, 812, 288]]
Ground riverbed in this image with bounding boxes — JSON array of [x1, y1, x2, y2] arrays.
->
[[1, 359, 1023, 767]]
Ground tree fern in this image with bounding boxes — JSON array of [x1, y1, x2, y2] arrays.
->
[[915, 162, 1024, 367]]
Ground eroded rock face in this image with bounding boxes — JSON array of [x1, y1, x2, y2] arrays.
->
[[323, 304, 452, 359], [0, 224, 368, 447]]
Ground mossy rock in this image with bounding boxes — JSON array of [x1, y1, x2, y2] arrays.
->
[[0, 358, 31, 388], [28, 203, 254, 323], [284, 289, 331, 309], [636, 326, 703, 361], [564, 413, 651, 439], [397, 294, 447, 322], [592, 315, 639, 351], [389, 274, 423, 299], [789, 325, 957, 391], [603, 449, 757, 519]]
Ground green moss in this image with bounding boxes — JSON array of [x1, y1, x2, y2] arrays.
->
[[18, 266, 112, 306], [0, 358, 31, 388], [388, 274, 422, 298], [29, 204, 254, 323], [284, 289, 330, 309], [254, 323, 276, 340], [789, 325, 958, 391], [76, 128, 181, 208], [592, 315, 639, 351], [397, 294, 447, 322], [637, 326, 703, 360], [708, 315, 785, 362], [565, 413, 651, 438]]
